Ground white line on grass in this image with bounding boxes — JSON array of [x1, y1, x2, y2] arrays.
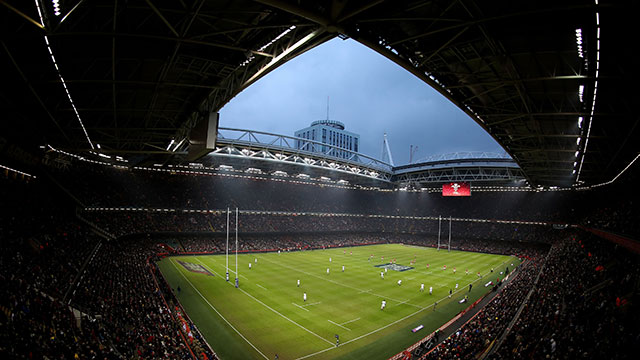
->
[[302, 301, 322, 307], [261, 257, 421, 309], [292, 303, 309, 312], [256, 284, 268, 291], [340, 317, 360, 326], [295, 257, 516, 360], [327, 320, 351, 331], [194, 259, 332, 345], [238, 287, 334, 345], [169, 259, 269, 360]]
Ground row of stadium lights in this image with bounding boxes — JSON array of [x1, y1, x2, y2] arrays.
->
[[34, 0, 94, 150], [81, 207, 551, 226], [0, 164, 36, 178], [216, 145, 384, 179], [239, 26, 297, 67], [47, 145, 636, 193], [31, 0, 600, 188], [575, 0, 602, 183]]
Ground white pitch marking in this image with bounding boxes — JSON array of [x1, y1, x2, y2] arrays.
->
[[292, 303, 309, 312], [301, 301, 321, 307], [256, 284, 268, 291], [340, 317, 360, 326], [328, 320, 351, 331], [169, 259, 268, 359], [295, 258, 516, 360], [239, 288, 333, 345], [261, 257, 421, 308]]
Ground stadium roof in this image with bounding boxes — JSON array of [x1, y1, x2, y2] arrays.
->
[[1, 0, 635, 187]]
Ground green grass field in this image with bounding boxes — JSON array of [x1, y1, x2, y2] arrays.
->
[[157, 244, 519, 360]]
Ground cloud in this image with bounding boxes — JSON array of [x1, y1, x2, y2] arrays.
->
[[220, 38, 504, 165]]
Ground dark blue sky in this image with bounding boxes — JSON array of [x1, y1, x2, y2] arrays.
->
[[220, 38, 506, 166]]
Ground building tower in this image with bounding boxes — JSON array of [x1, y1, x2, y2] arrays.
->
[[294, 120, 360, 160]]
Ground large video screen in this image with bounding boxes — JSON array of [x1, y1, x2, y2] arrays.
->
[[442, 182, 471, 196]]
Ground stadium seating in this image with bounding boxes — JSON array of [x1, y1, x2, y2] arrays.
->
[[1, 160, 638, 360]]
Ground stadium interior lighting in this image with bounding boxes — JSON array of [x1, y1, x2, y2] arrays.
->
[[576, 1, 602, 184], [257, 25, 296, 52], [243, 29, 321, 86], [578, 116, 583, 128], [33, 0, 93, 149], [578, 85, 585, 102], [0, 164, 36, 178], [52, 0, 60, 16], [218, 165, 233, 171], [166, 139, 175, 151], [171, 138, 185, 152], [575, 28, 584, 58]]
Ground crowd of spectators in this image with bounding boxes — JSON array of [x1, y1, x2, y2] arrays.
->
[[418, 232, 639, 360], [491, 234, 639, 359], [422, 251, 546, 359], [49, 161, 579, 222], [80, 209, 560, 247], [2, 156, 638, 359], [0, 176, 214, 359]]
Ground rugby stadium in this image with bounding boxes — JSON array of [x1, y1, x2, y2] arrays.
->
[[1, 1, 638, 360]]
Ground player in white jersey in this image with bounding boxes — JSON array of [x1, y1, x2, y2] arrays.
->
[[455, 283, 459, 289], [429, 286, 433, 294], [303, 292, 307, 302], [297, 279, 300, 287], [381, 300, 386, 310], [420, 283, 424, 292], [342, 265, 345, 272], [397, 279, 402, 286], [327, 268, 330, 275], [381, 271, 384, 279], [249, 263, 252, 269]]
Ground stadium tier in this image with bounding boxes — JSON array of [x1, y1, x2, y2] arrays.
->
[[1, 160, 638, 360]]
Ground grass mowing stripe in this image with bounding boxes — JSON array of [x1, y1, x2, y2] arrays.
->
[[260, 256, 422, 309], [196, 257, 334, 346], [238, 287, 334, 345], [169, 259, 269, 360], [296, 257, 513, 360], [163, 245, 518, 359]]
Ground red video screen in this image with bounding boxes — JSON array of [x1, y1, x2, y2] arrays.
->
[[442, 182, 471, 196]]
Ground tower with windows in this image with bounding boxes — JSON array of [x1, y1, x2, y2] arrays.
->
[[294, 120, 360, 160]]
